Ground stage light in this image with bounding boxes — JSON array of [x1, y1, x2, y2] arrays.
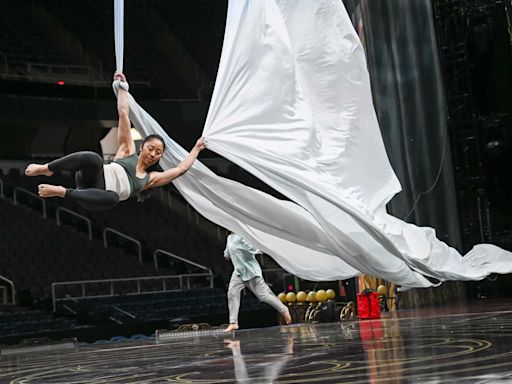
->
[[56, 80, 65, 86]]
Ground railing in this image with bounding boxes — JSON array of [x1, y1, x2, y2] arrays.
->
[[103, 228, 142, 262], [13, 187, 47, 218], [153, 249, 214, 289], [56, 207, 92, 240], [29, 1, 106, 80], [0, 71, 151, 88], [51, 274, 210, 311], [26, 63, 100, 80], [61, 295, 79, 315], [26, 62, 150, 87], [112, 305, 136, 319], [0, 178, 4, 198], [0, 275, 16, 304]]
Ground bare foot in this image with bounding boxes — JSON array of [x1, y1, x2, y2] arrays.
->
[[223, 323, 239, 332], [25, 163, 53, 177], [283, 308, 292, 325], [38, 184, 66, 198]]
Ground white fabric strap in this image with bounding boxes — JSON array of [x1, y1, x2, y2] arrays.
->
[[114, 0, 124, 73]]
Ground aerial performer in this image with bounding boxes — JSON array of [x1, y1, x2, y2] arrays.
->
[[24, 72, 205, 211], [223, 232, 292, 332]]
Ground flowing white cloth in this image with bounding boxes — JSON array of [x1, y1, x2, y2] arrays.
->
[[113, 0, 512, 288]]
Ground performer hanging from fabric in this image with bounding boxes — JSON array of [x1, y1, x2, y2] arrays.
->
[[25, 72, 205, 211], [223, 232, 292, 332]]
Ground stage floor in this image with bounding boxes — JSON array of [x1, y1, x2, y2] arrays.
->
[[2, 303, 512, 383]]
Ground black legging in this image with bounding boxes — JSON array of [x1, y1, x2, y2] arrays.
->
[[48, 151, 120, 211]]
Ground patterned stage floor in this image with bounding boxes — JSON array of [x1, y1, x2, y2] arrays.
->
[[2, 305, 512, 383]]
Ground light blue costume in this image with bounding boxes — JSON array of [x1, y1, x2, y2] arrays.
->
[[224, 233, 288, 324]]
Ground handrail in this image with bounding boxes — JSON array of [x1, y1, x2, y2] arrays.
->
[[13, 187, 46, 218], [0, 275, 16, 304], [64, 294, 79, 303], [153, 249, 212, 274], [103, 228, 142, 262], [112, 305, 136, 319], [51, 274, 210, 311], [56, 207, 92, 240], [0, 178, 4, 198], [62, 304, 77, 315], [153, 249, 214, 288]]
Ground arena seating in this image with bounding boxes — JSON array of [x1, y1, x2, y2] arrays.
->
[[1, 169, 282, 278], [42, 0, 197, 98], [66, 288, 266, 324], [152, 0, 227, 78], [1, 0, 227, 99], [0, 309, 80, 338], [0, 3, 79, 71], [3, 170, 229, 274], [0, 169, 283, 341], [0, 199, 161, 302]]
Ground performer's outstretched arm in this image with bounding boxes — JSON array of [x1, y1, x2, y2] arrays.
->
[[113, 72, 136, 159], [142, 138, 205, 190]]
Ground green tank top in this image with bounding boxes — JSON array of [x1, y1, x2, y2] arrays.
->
[[113, 154, 150, 196]]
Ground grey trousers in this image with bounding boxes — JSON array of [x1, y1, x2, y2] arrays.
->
[[227, 272, 288, 324]]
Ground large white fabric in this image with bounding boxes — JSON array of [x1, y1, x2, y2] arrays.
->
[[113, 0, 512, 288]]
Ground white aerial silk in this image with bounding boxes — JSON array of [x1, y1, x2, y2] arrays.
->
[[113, 0, 512, 288]]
